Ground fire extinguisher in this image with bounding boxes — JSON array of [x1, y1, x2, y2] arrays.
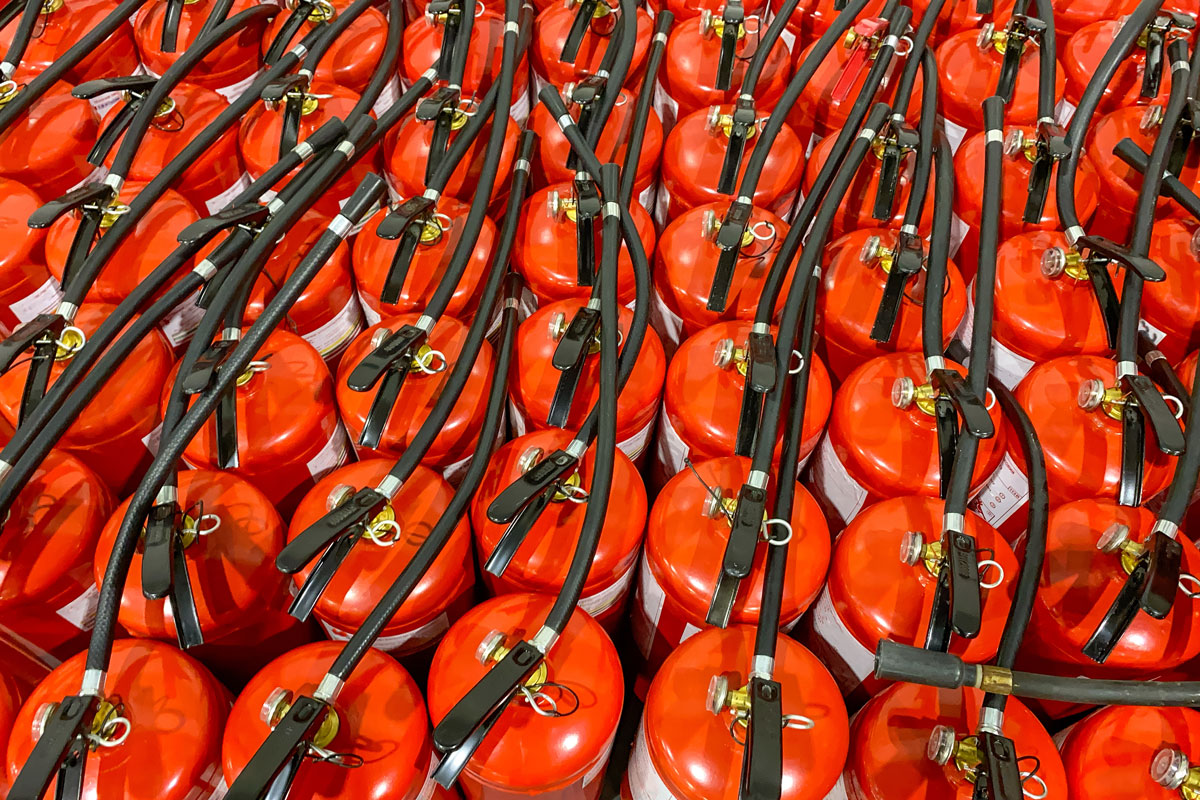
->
[[134, 0, 273, 101], [951, 124, 1100, 280], [261, 0, 392, 97], [43, 185, 202, 303], [336, 314, 495, 469], [1140, 217, 1200, 364], [88, 78, 248, 217], [528, 86, 664, 202], [530, 1, 652, 91], [1059, 705, 1200, 800], [513, 180, 654, 306], [472, 428, 647, 633], [767, 0, 889, 62], [935, 12, 1066, 149], [654, 320, 831, 486], [245, 209, 363, 363], [625, 626, 849, 800], [240, 84, 382, 219], [164, 329, 350, 516], [0, 0, 141, 87], [659, 104, 803, 224], [5, 639, 232, 800], [285, 459, 476, 656], [0, 178, 61, 337], [841, 683, 1068, 800], [651, 202, 789, 352], [426, 595, 624, 799], [507, 297, 665, 462], [803, 495, 1016, 700], [656, 1, 793, 124], [91, 469, 314, 671], [223, 642, 442, 800], [0, 435, 113, 663], [0, 80, 100, 198], [353, 196, 498, 324], [0, 301, 173, 493], [632, 456, 829, 682], [1061, 12, 1195, 120]]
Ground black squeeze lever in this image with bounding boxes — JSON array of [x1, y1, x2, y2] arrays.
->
[[278, 487, 389, 621], [707, 482, 768, 627], [739, 677, 783, 800], [870, 231, 924, 343], [995, 14, 1046, 104], [930, 369, 995, 439], [1141, 530, 1183, 620], [707, 200, 754, 313], [0, 313, 64, 374], [1022, 120, 1069, 224], [717, 96, 756, 194], [547, 304, 601, 427], [268, 74, 313, 158], [714, 0, 744, 92], [161, 0, 184, 52], [561, 0, 601, 63], [872, 120, 918, 221], [946, 528, 983, 639], [977, 733, 1024, 800], [7, 694, 101, 800], [1140, 12, 1195, 100], [178, 203, 272, 245], [1075, 234, 1164, 349], [733, 331, 777, 457], [1122, 372, 1186, 455], [484, 483, 556, 576], [377, 196, 438, 304], [573, 176, 602, 287], [975, 0, 992, 13], [141, 500, 205, 648], [427, 0, 464, 80], [264, 0, 318, 65], [1083, 546, 1152, 663], [225, 696, 331, 800], [28, 181, 114, 292], [935, 395, 958, 499], [432, 640, 544, 787], [1118, 402, 1146, 508], [346, 324, 429, 449], [486, 448, 581, 523], [1114, 137, 1200, 221], [73, 75, 161, 166], [567, 76, 607, 170], [417, 86, 461, 184], [183, 339, 242, 469], [923, 563, 953, 651], [1139, 333, 1190, 417]]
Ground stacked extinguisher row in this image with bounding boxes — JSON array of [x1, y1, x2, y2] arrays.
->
[[0, 0, 1198, 797]]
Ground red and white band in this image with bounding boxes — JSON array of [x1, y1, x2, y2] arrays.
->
[[968, 451, 1030, 530], [304, 295, 366, 359], [579, 559, 638, 618], [808, 434, 868, 527], [8, 277, 63, 327], [808, 586, 874, 696]]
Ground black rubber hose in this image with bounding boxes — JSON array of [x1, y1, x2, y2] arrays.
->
[[194, 0, 238, 41], [350, 0, 403, 118], [85, 134, 381, 675], [0, 0, 149, 131], [1032, 0, 1056, 121], [0, 0, 48, 78], [1055, 0, 1163, 235], [447, 0, 477, 90], [1157, 348, 1200, 524], [739, 0, 800, 97], [899, 48, 938, 229], [889, 0, 943, 120], [980, 383, 1049, 713], [619, 10, 672, 206], [543, 162, 620, 635], [922, 129, 953, 363], [300, 0, 373, 77], [378, 130, 537, 490], [583, 0, 637, 151], [1116, 38, 1190, 368]]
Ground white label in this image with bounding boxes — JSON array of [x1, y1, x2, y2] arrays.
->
[[654, 180, 672, 228], [809, 435, 868, 524], [647, 285, 685, 353], [811, 586, 875, 684], [89, 89, 123, 118], [940, 115, 968, 155], [69, 164, 109, 193], [579, 560, 637, 617], [582, 750, 607, 788], [619, 415, 657, 462], [305, 295, 365, 358], [654, 408, 690, 481], [1139, 317, 1169, 346], [823, 776, 851, 800], [204, 172, 252, 215], [184, 763, 228, 800], [780, 27, 796, 55], [628, 722, 678, 800], [633, 552, 666, 659], [306, 425, 350, 479], [216, 70, 262, 102], [508, 398, 528, 438], [806, 131, 824, 158], [968, 452, 1030, 529], [1055, 98, 1077, 128], [955, 285, 1036, 390], [1051, 720, 1080, 749], [638, 181, 659, 213], [320, 611, 450, 653], [679, 622, 702, 642], [55, 582, 100, 630], [412, 756, 439, 800], [358, 289, 383, 326], [948, 212, 970, 259], [10, 277, 63, 324], [141, 420, 164, 456], [510, 86, 532, 126], [371, 76, 402, 118], [161, 289, 207, 347], [652, 79, 680, 133]]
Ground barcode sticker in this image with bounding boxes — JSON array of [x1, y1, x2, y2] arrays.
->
[[204, 172, 252, 215], [969, 452, 1029, 528], [306, 426, 350, 479], [10, 278, 63, 324], [304, 295, 364, 358], [55, 583, 100, 630], [161, 290, 207, 347]]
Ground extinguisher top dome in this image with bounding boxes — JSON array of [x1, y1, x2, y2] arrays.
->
[[1087, 104, 1200, 214], [531, 3, 653, 89], [223, 642, 434, 800], [401, 8, 530, 96], [648, 455, 828, 623], [0, 80, 100, 199], [0, 0, 141, 83], [1062, 18, 1183, 111], [846, 683, 1068, 800], [426, 593, 624, 790], [829, 495, 1017, 664], [92, 469, 288, 642], [643, 625, 849, 800], [244, 210, 355, 327], [261, 3, 391, 95], [134, 0, 269, 87], [288, 459, 472, 632], [472, 429, 646, 595]]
